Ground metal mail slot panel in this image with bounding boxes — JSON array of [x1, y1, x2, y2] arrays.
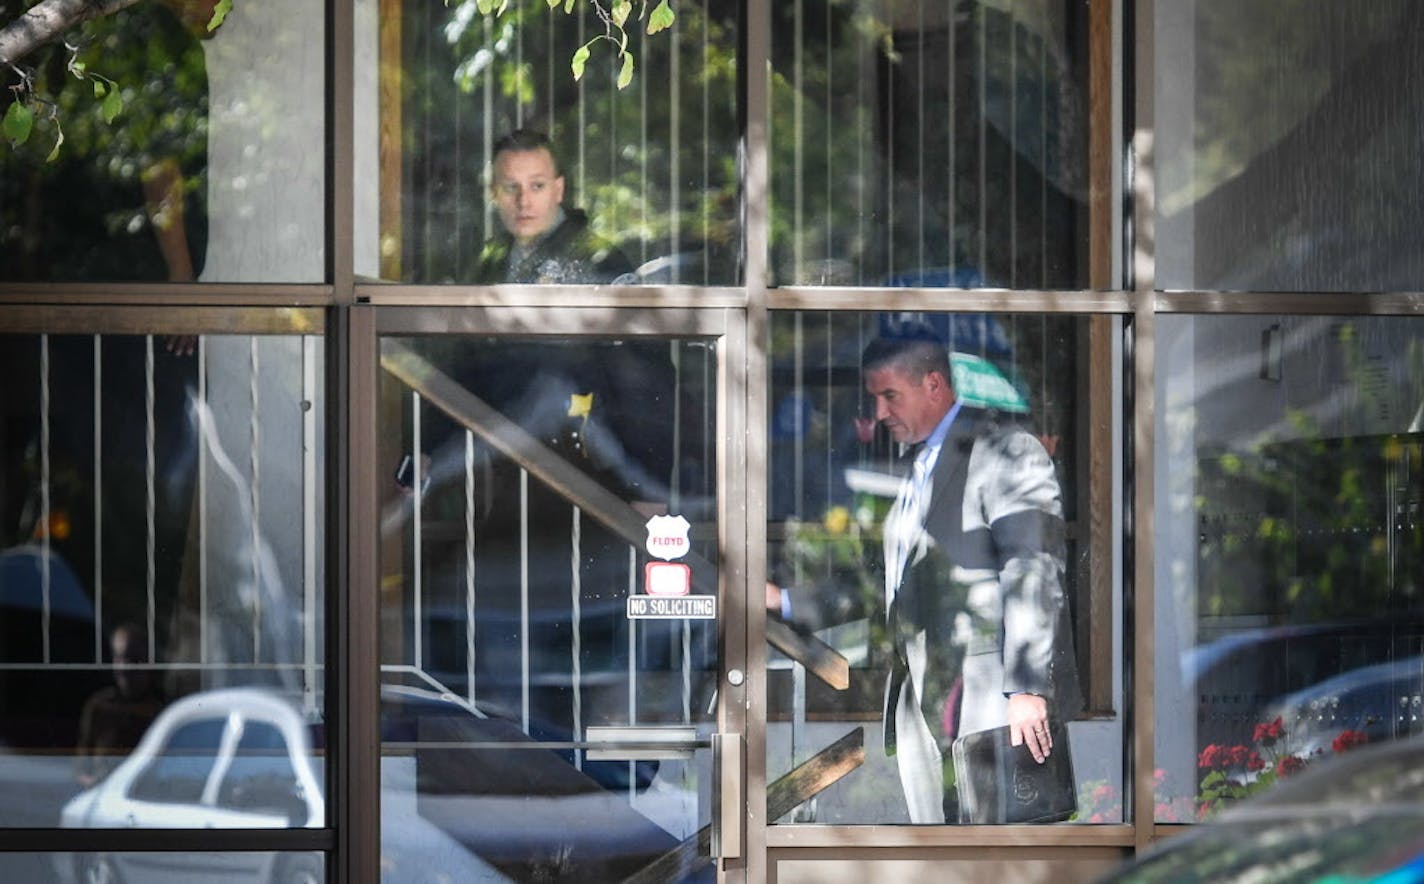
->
[[584, 726, 702, 760]]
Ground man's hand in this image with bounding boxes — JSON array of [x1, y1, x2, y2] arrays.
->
[[765, 581, 783, 613], [1007, 692, 1052, 763]]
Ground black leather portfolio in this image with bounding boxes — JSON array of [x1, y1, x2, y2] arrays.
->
[[951, 720, 1077, 824]]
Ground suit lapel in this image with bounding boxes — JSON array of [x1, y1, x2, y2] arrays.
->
[[919, 407, 978, 544]]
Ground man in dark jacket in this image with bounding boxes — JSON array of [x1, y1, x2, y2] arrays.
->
[[476, 129, 634, 284]]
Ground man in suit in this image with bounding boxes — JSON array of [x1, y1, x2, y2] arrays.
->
[[771, 329, 1081, 823]]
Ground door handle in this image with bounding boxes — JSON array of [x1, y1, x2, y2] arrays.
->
[[711, 732, 743, 859]]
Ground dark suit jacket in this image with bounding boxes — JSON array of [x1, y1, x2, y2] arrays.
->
[[885, 407, 1082, 752]]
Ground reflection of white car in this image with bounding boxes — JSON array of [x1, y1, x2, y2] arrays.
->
[[56, 687, 508, 884]]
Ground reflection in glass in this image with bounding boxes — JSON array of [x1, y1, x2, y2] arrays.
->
[[385, 1, 740, 284], [63, 688, 322, 829], [770, 1, 1089, 287], [1155, 1, 1424, 291], [765, 311, 1123, 824], [379, 336, 718, 880], [1153, 316, 1424, 821], [2, 851, 326, 884], [0, 0, 325, 283], [0, 332, 325, 828]]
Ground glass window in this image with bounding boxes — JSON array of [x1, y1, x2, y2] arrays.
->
[[1153, 315, 1424, 821], [373, 1, 741, 285], [0, 852, 327, 883], [0, 0, 325, 283], [1155, 1, 1424, 292], [130, 719, 225, 805], [765, 310, 1123, 825], [220, 721, 307, 822], [377, 333, 721, 878], [0, 331, 325, 828], [769, 1, 1090, 288]]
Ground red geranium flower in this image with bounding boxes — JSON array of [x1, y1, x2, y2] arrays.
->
[[1276, 756, 1306, 777], [1197, 744, 1225, 769], [1332, 730, 1369, 754], [1253, 717, 1284, 744]]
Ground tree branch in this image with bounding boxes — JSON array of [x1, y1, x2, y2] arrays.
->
[[0, 0, 143, 67]]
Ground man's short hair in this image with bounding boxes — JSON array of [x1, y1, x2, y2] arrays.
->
[[862, 325, 952, 383], [492, 129, 561, 175]]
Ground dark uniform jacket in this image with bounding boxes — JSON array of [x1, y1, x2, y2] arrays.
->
[[475, 208, 634, 284]]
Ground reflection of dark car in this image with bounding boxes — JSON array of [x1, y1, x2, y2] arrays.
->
[[380, 683, 708, 883], [0, 545, 100, 748], [1265, 655, 1424, 758], [1099, 735, 1424, 883], [379, 680, 662, 795], [1182, 620, 1424, 752]]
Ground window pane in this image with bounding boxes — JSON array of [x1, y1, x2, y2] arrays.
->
[[1155, 1, 1424, 291], [377, 335, 720, 878], [1153, 315, 1424, 822], [770, 2, 1090, 288], [0, 1, 325, 283], [374, 1, 741, 285], [0, 852, 326, 883], [765, 311, 1123, 825], [0, 332, 326, 828], [129, 720, 225, 805]]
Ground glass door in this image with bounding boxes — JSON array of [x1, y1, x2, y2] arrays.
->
[[372, 306, 743, 883]]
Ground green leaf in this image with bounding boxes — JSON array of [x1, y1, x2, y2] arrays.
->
[[545, 0, 559, 7], [94, 80, 107, 98], [208, 0, 233, 31], [612, 1, 632, 28], [647, 0, 675, 34], [102, 88, 123, 124], [564, 0, 575, 11], [45, 125, 64, 162], [617, 50, 634, 89], [3, 101, 34, 145], [570, 42, 592, 81]]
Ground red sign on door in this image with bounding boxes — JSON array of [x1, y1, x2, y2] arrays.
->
[[644, 561, 692, 596]]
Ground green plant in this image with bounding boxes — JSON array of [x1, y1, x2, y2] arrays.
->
[[452, 0, 674, 90]]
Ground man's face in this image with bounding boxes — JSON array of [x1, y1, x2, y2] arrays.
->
[[864, 364, 954, 445], [490, 147, 565, 246]]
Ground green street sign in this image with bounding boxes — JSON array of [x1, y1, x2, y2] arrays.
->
[[950, 352, 1029, 413]]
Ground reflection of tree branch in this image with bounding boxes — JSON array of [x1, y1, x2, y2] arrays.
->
[[0, 0, 143, 66]]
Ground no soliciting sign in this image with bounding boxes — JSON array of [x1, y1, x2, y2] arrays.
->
[[626, 595, 717, 619]]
